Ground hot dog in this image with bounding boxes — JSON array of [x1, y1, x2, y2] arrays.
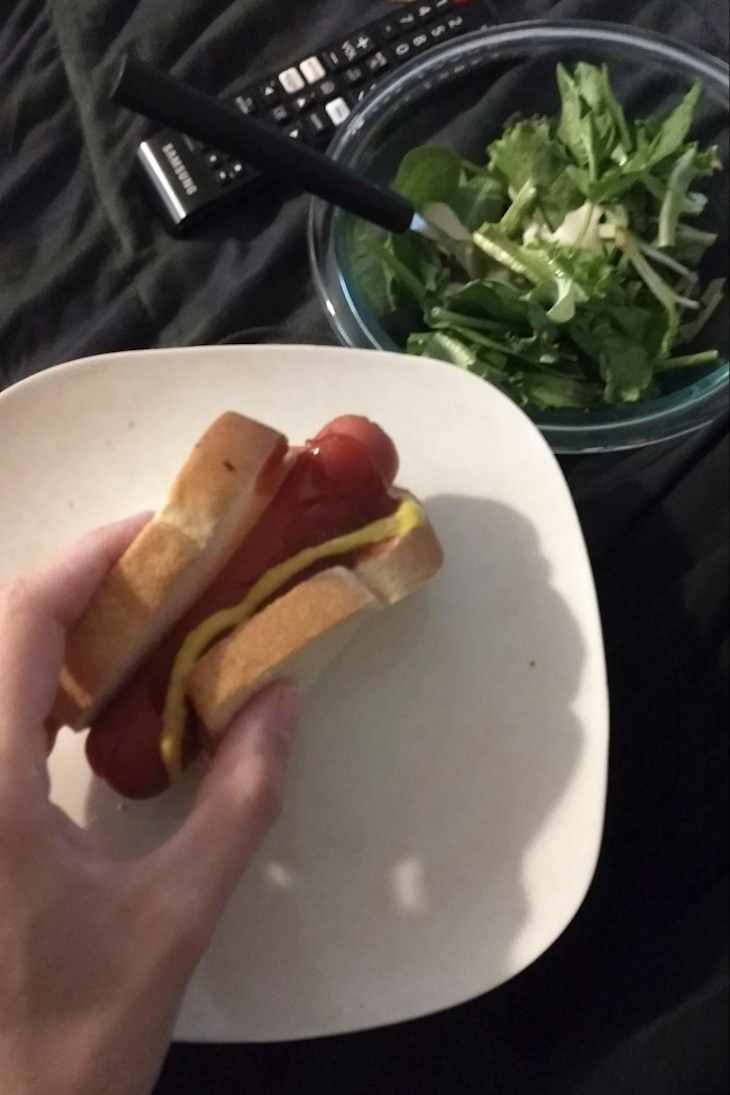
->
[[51, 413, 443, 799]]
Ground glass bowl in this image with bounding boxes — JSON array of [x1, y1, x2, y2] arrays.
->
[[309, 20, 729, 454]]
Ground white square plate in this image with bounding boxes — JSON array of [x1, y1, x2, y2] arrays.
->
[[0, 345, 608, 1042]]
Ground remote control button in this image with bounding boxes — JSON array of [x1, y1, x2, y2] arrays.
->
[[234, 93, 257, 116], [395, 10, 418, 29], [206, 151, 221, 168], [344, 65, 365, 86], [259, 80, 281, 105], [434, 0, 452, 10], [366, 51, 390, 75], [299, 56, 327, 85], [230, 161, 246, 177], [216, 168, 230, 185], [378, 20, 400, 41], [414, 2, 435, 20], [291, 90, 315, 113], [325, 97, 351, 126], [411, 30, 430, 51], [389, 40, 414, 61], [447, 13, 465, 30], [429, 22, 449, 41], [339, 32, 375, 65], [270, 103, 291, 125], [304, 109, 334, 139], [323, 46, 347, 70], [279, 67, 305, 94], [286, 124, 305, 141], [317, 78, 339, 101]]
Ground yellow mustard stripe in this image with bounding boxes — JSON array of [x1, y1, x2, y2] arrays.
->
[[160, 497, 424, 780]]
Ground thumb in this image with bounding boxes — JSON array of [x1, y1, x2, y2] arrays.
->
[[151, 681, 300, 924]]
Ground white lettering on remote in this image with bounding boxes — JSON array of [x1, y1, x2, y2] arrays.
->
[[161, 142, 198, 196]]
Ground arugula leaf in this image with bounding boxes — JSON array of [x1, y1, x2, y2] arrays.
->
[[568, 301, 661, 402], [488, 118, 564, 191], [657, 145, 699, 247], [419, 202, 484, 279], [640, 172, 706, 221], [532, 240, 620, 302], [560, 62, 635, 179], [598, 334, 653, 403], [571, 299, 666, 359], [499, 180, 538, 236], [606, 82, 702, 184], [557, 64, 587, 166], [444, 322, 561, 367], [348, 221, 394, 315], [644, 81, 701, 167], [474, 226, 590, 322], [678, 278, 727, 344], [381, 246, 428, 307], [586, 112, 606, 181], [615, 228, 702, 353], [393, 146, 462, 209], [391, 231, 446, 296], [569, 164, 645, 204], [443, 279, 538, 328], [672, 224, 718, 265], [573, 62, 607, 112], [597, 64, 633, 153], [406, 331, 477, 369], [525, 370, 603, 409], [568, 308, 613, 363], [450, 172, 507, 230], [407, 330, 535, 403], [488, 112, 589, 228], [692, 144, 722, 175], [657, 349, 720, 370], [609, 303, 667, 361], [541, 171, 588, 229], [428, 306, 508, 335], [445, 323, 528, 360], [637, 239, 698, 281]]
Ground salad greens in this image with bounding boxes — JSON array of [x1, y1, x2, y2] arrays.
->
[[356, 63, 726, 409]]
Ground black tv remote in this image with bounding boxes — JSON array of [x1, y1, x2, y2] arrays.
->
[[135, 0, 496, 233]]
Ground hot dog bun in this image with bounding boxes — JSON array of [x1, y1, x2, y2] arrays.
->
[[50, 412, 443, 800], [53, 413, 289, 729], [190, 507, 443, 739]]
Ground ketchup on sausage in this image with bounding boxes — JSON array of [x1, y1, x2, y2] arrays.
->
[[85, 417, 399, 798]]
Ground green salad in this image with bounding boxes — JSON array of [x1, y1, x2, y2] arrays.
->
[[355, 63, 726, 409]]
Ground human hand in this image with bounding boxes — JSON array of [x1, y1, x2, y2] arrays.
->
[[0, 516, 300, 1095]]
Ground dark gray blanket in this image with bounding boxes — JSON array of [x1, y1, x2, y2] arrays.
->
[[1, 3, 728, 1092]]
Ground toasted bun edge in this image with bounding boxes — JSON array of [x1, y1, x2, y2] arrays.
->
[[52, 412, 289, 729]]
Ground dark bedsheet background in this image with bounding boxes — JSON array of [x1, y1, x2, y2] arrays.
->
[[1, 1, 728, 1092]]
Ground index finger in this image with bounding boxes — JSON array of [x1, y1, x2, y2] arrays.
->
[[0, 514, 150, 774]]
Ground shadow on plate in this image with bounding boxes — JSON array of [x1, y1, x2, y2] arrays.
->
[[82, 492, 592, 1029]]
